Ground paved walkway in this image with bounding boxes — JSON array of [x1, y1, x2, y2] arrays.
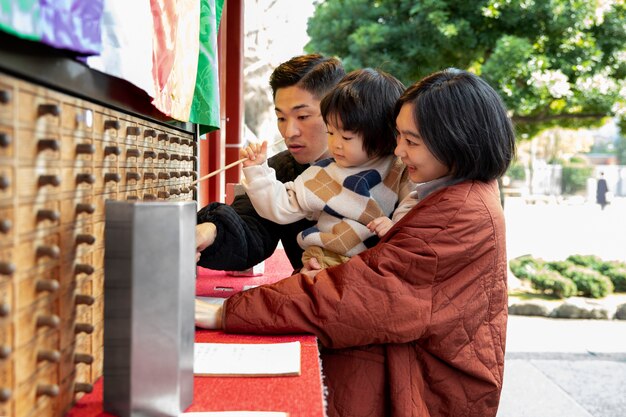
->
[[497, 316, 626, 417]]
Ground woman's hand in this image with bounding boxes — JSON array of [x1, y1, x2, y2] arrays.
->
[[240, 141, 268, 167], [195, 299, 224, 329], [196, 222, 217, 262]]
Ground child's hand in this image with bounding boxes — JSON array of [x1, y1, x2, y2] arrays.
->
[[367, 216, 393, 237], [240, 141, 268, 167]]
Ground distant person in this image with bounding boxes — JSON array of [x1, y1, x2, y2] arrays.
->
[[239, 68, 410, 269], [596, 172, 609, 210], [196, 68, 516, 417]]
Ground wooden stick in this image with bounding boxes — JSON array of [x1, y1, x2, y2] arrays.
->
[[191, 139, 284, 186]]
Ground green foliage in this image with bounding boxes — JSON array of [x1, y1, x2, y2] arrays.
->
[[506, 162, 526, 181], [509, 255, 543, 280], [307, 0, 626, 139], [563, 265, 614, 298], [566, 254, 603, 268], [603, 267, 626, 292], [560, 162, 593, 195], [532, 268, 578, 298], [545, 260, 575, 274]]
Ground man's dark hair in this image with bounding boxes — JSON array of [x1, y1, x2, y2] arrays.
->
[[269, 54, 345, 100], [395, 68, 516, 181], [321, 68, 406, 158]]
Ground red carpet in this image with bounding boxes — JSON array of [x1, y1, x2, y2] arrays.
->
[[196, 249, 294, 297]]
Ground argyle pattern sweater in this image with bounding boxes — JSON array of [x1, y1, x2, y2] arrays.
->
[[242, 155, 408, 258]]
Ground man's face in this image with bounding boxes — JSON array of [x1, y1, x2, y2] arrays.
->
[[274, 86, 331, 164]]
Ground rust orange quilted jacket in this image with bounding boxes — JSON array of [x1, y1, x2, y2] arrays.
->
[[223, 179, 508, 417]]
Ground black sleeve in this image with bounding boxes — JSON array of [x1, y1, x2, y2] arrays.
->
[[196, 150, 309, 271]]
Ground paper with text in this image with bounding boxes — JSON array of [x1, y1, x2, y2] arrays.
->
[[194, 342, 301, 376]]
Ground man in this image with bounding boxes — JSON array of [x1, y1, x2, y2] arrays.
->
[[195, 54, 345, 271]]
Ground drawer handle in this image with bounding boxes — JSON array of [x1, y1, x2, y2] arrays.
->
[[144, 129, 157, 138], [75, 294, 95, 306], [0, 262, 15, 276], [0, 387, 11, 403], [37, 104, 61, 117], [37, 174, 61, 187], [36, 384, 59, 398], [0, 219, 12, 234], [104, 120, 120, 130], [158, 172, 170, 180], [170, 153, 181, 161], [143, 193, 156, 200], [158, 191, 170, 199], [0, 175, 11, 190], [157, 133, 169, 142], [126, 148, 141, 158], [143, 150, 157, 159], [75, 322, 94, 334], [169, 136, 180, 144], [75, 383, 94, 393], [37, 349, 61, 363], [36, 315, 60, 329], [0, 89, 11, 104], [37, 138, 60, 152], [126, 126, 141, 136], [104, 145, 121, 156], [0, 132, 12, 148], [180, 138, 191, 146], [35, 279, 59, 293], [75, 264, 95, 275], [37, 245, 60, 259], [76, 173, 96, 185], [104, 173, 121, 183], [158, 152, 170, 160], [181, 187, 190, 194], [76, 143, 95, 154], [76, 234, 96, 245], [76, 203, 95, 215], [0, 303, 9, 318], [74, 353, 94, 364], [126, 172, 141, 181], [143, 172, 157, 180], [170, 171, 180, 178], [0, 344, 11, 359], [36, 209, 59, 222], [169, 188, 181, 196]]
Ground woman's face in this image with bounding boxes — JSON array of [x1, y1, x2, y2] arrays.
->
[[394, 103, 450, 183], [274, 86, 332, 164]]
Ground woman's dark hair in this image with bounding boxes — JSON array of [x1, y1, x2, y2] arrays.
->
[[269, 54, 345, 100], [320, 68, 406, 158], [395, 68, 516, 181]]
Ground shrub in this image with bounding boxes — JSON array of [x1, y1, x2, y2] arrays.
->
[[563, 265, 614, 298], [595, 260, 626, 275], [545, 260, 575, 274], [531, 269, 577, 299], [509, 255, 543, 280], [506, 162, 526, 181], [603, 267, 626, 292], [566, 254, 603, 269], [561, 164, 593, 195]]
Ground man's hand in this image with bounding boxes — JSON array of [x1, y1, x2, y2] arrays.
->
[[240, 141, 268, 167], [300, 257, 322, 278], [367, 216, 393, 237], [196, 222, 217, 262], [195, 299, 224, 329]]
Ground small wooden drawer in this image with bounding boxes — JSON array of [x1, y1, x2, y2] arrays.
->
[[59, 196, 95, 226], [17, 90, 61, 131], [17, 200, 61, 237], [14, 362, 57, 417], [15, 270, 60, 313], [0, 204, 15, 244], [0, 78, 16, 122], [15, 299, 59, 349], [17, 166, 62, 198], [15, 234, 61, 273], [60, 134, 95, 163], [93, 111, 120, 138], [0, 166, 14, 200], [0, 124, 15, 159], [13, 331, 59, 385], [16, 129, 61, 163], [61, 102, 94, 134]]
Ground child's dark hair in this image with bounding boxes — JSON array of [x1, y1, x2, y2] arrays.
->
[[395, 68, 516, 181], [269, 54, 345, 100], [321, 68, 406, 158]]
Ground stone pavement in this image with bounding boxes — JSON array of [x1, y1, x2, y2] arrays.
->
[[497, 316, 626, 417]]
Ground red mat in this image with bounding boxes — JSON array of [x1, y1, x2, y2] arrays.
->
[[196, 249, 294, 297]]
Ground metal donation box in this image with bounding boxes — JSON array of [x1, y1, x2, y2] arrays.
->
[[103, 201, 196, 417]]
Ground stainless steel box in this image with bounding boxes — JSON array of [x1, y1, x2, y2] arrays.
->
[[103, 201, 196, 417]]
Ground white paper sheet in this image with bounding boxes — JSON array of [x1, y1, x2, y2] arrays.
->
[[193, 342, 301, 376]]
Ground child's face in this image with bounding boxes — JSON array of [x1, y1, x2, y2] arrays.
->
[[395, 103, 450, 183], [326, 119, 370, 168]]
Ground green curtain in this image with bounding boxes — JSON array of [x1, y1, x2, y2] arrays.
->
[[189, 0, 224, 134]]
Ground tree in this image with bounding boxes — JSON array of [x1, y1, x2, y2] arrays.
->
[[306, 0, 626, 137]]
